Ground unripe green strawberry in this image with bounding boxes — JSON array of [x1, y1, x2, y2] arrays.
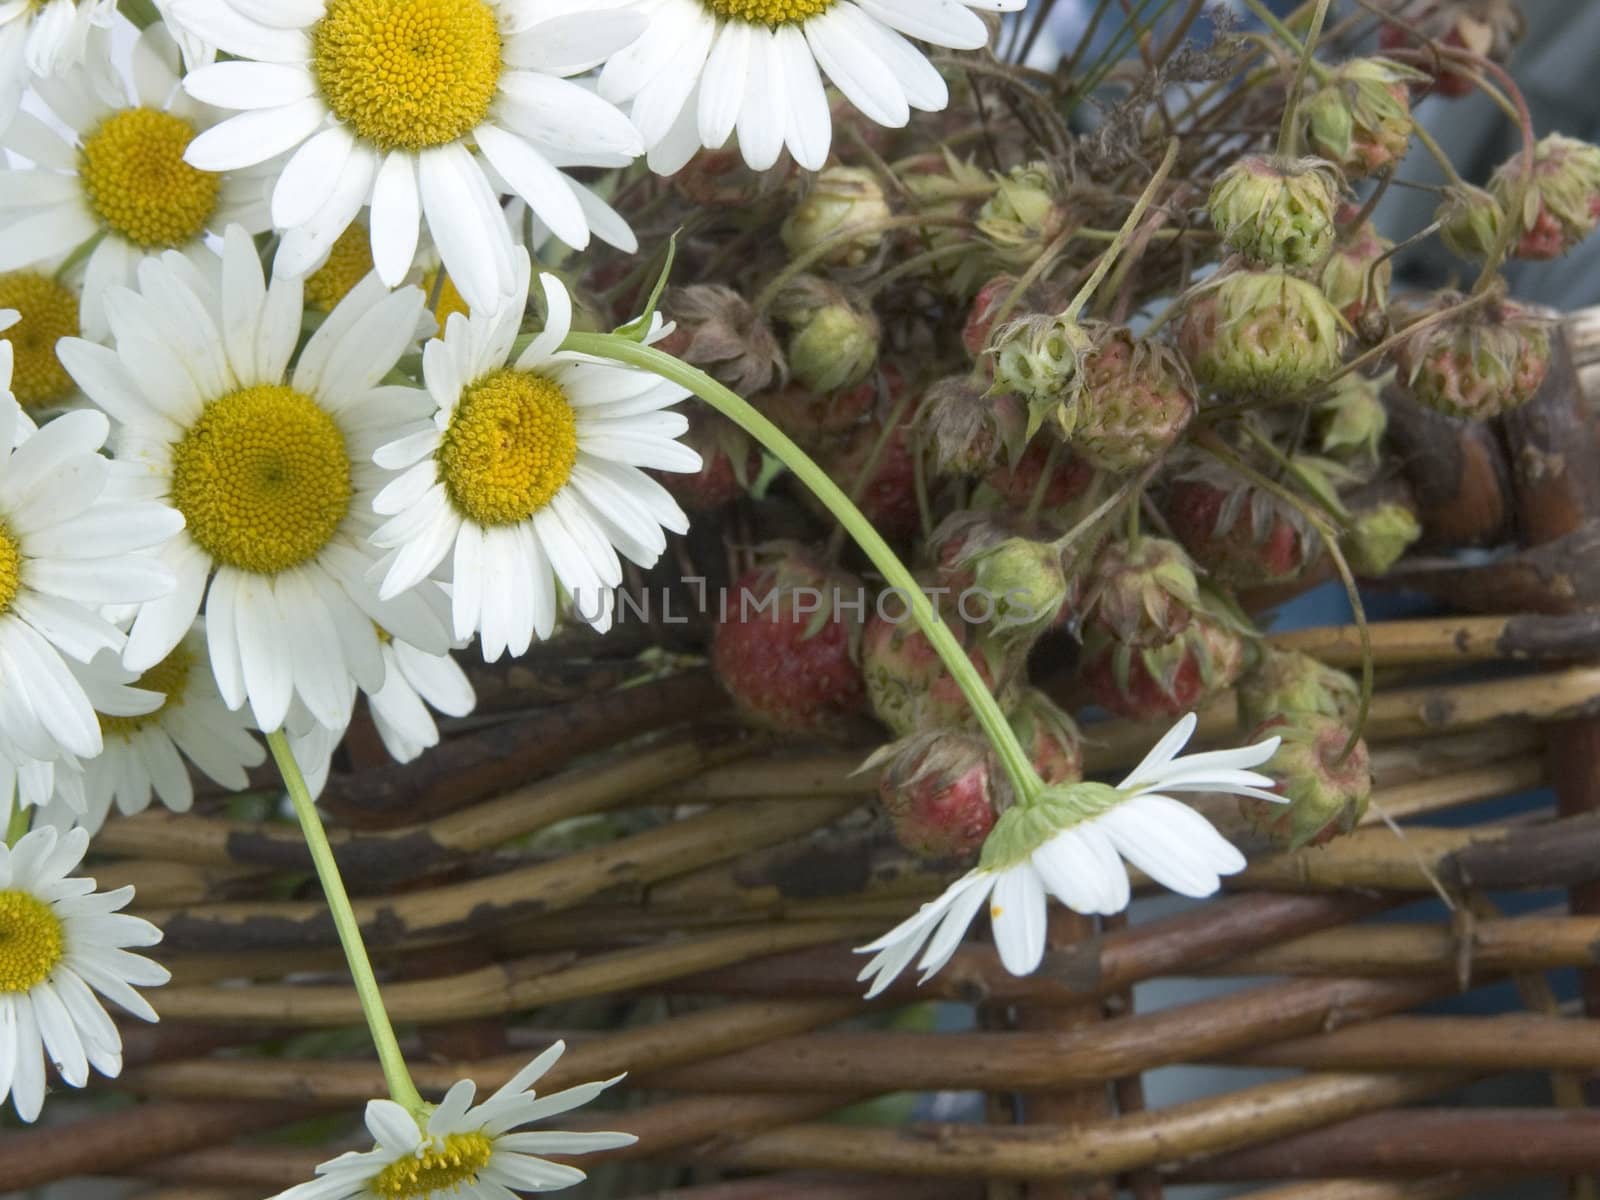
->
[[1237, 648, 1360, 730], [1178, 272, 1347, 398], [991, 312, 1096, 439], [977, 162, 1066, 270], [863, 592, 1019, 736], [1009, 689, 1085, 784], [781, 165, 892, 267], [712, 551, 867, 735], [966, 536, 1072, 652], [1085, 537, 1201, 648], [1302, 59, 1422, 179], [1437, 185, 1506, 261], [1072, 328, 1197, 472], [1208, 155, 1342, 268], [1344, 501, 1422, 575], [1392, 292, 1552, 420], [773, 277, 879, 394], [963, 276, 1068, 371], [1319, 210, 1392, 331], [1240, 715, 1371, 850], [1490, 133, 1600, 261], [1317, 374, 1388, 466], [869, 731, 1008, 860]]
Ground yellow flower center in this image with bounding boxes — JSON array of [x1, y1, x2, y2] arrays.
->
[[702, 0, 835, 24], [423, 268, 469, 327], [437, 368, 578, 526], [79, 108, 220, 250], [101, 644, 195, 739], [370, 1131, 495, 1199], [0, 889, 64, 994], [312, 0, 504, 153], [0, 273, 80, 409], [305, 226, 376, 313], [170, 385, 353, 575], [0, 521, 22, 616]]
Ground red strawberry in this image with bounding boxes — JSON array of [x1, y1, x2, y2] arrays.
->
[[712, 551, 867, 734], [985, 440, 1094, 511], [870, 731, 1007, 859], [817, 399, 921, 542], [762, 363, 900, 450], [1166, 476, 1315, 589], [656, 411, 761, 512], [1082, 605, 1247, 722], [862, 593, 1018, 737], [1010, 689, 1085, 784]]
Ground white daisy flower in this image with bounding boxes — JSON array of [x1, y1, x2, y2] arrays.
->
[[0, 824, 169, 1123], [0, 25, 272, 341], [0, 755, 84, 827], [371, 252, 699, 661], [59, 224, 451, 735], [270, 1040, 635, 1200], [600, 0, 1025, 175], [0, 376, 179, 767], [171, 0, 646, 314], [0, 0, 116, 130], [67, 630, 267, 833], [855, 714, 1285, 997]]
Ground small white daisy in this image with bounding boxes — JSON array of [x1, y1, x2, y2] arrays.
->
[[68, 630, 267, 833], [59, 224, 451, 735], [0, 268, 90, 418], [171, 0, 645, 313], [0, 0, 115, 130], [0, 824, 169, 1123], [0, 25, 272, 340], [371, 251, 699, 661], [269, 1041, 635, 1200], [601, 0, 1025, 174], [855, 714, 1285, 997]]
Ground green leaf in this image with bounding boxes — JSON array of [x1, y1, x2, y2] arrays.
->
[[614, 230, 679, 343]]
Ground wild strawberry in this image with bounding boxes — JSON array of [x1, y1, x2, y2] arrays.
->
[[1084, 537, 1201, 648], [1237, 648, 1361, 730], [1082, 601, 1247, 722], [1317, 374, 1388, 466], [1209, 155, 1342, 268], [990, 311, 1095, 439], [1392, 291, 1551, 420], [984, 439, 1094, 512], [655, 411, 762, 512], [816, 407, 921, 542], [918, 374, 1027, 477], [762, 363, 900, 451], [1178, 271, 1347, 398], [1302, 59, 1422, 179], [712, 551, 867, 735], [658, 284, 785, 395], [1344, 501, 1423, 576], [773, 277, 880, 394], [1378, 1, 1525, 100], [963, 276, 1069, 372], [977, 161, 1067, 270], [1010, 689, 1085, 784], [781, 165, 892, 268], [1436, 184, 1505, 261], [869, 731, 1008, 860], [1319, 210, 1393, 332], [1165, 465, 1322, 589], [1073, 329, 1197, 472], [963, 536, 1072, 653], [862, 592, 1019, 737], [1239, 715, 1371, 850], [1490, 134, 1600, 261]]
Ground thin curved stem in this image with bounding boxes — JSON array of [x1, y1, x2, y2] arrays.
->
[[267, 730, 425, 1114], [1275, 0, 1332, 158], [1062, 139, 1180, 322], [564, 332, 1045, 803]]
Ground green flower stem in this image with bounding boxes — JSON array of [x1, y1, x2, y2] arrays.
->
[[1276, 0, 1332, 158], [120, 0, 162, 29], [267, 730, 426, 1114], [1061, 138, 1179, 322], [5, 798, 28, 847], [562, 331, 1046, 804]]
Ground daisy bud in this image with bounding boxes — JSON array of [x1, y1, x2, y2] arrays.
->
[[969, 536, 1071, 648], [781, 166, 893, 268], [1178, 272, 1347, 398], [1010, 689, 1086, 784], [775, 278, 880, 394], [869, 731, 1009, 860], [1238, 648, 1361, 729], [1073, 328, 1197, 472], [1393, 292, 1552, 420], [658, 284, 786, 395], [1240, 715, 1371, 850], [1437, 185, 1506, 261], [978, 162, 1067, 268], [1086, 537, 1202, 648], [1344, 501, 1423, 575], [1490, 134, 1600, 261], [1303, 59, 1422, 179], [1319, 211, 1393, 331], [1317, 374, 1388, 464], [992, 313, 1095, 438], [1208, 155, 1342, 268]]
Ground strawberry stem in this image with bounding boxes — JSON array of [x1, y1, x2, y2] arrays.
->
[[566, 331, 1048, 803], [1062, 139, 1179, 323]]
